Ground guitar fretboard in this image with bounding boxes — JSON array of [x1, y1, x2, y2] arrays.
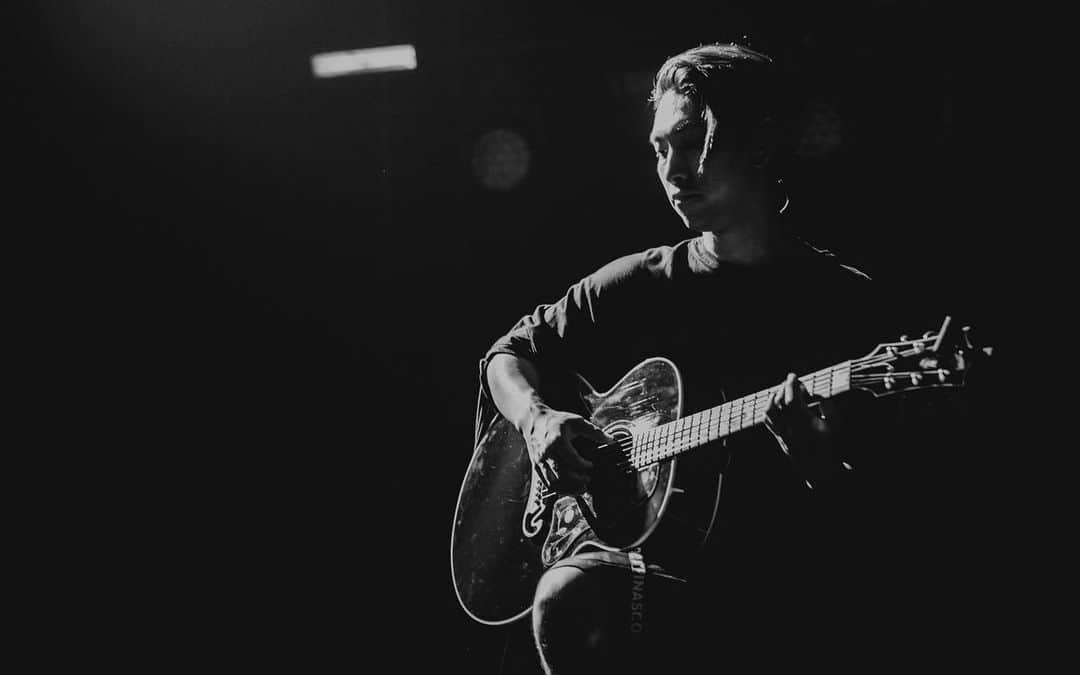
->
[[628, 361, 852, 469]]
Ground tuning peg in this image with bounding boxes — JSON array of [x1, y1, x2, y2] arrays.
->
[[910, 373, 922, 385], [923, 331, 935, 339], [899, 334, 908, 342], [961, 325, 974, 348]]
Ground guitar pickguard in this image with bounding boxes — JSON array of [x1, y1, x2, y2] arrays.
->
[[522, 470, 547, 538], [540, 494, 599, 567], [524, 473, 601, 567]]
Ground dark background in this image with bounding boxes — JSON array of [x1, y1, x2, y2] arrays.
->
[[14, 1, 1021, 671]]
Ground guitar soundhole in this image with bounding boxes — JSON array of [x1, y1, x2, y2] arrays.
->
[[595, 423, 657, 505]]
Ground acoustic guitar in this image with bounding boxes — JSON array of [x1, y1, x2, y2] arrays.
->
[[450, 316, 989, 625]]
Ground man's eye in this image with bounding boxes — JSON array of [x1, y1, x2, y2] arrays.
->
[[676, 136, 705, 152]]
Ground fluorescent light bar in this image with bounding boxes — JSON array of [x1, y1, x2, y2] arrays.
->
[[311, 44, 417, 78]]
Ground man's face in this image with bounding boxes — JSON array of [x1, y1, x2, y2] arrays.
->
[[649, 90, 756, 233]]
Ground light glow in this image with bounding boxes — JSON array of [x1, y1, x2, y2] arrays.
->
[[311, 44, 417, 78]]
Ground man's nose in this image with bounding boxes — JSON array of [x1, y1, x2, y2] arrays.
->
[[661, 149, 692, 186]]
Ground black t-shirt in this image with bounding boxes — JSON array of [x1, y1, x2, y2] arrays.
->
[[481, 234, 898, 665], [485, 235, 879, 416]]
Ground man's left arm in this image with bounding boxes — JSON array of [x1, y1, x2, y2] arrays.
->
[[764, 372, 856, 492]]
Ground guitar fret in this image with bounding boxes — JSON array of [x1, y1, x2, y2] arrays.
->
[[631, 362, 853, 469]]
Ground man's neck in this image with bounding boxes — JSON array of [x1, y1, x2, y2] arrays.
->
[[699, 221, 782, 266]]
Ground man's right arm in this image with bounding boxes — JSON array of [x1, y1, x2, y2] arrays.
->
[[485, 353, 550, 436], [486, 353, 609, 493], [483, 254, 650, 492]]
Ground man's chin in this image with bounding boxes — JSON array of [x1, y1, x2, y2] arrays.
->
[[672, 203, 710, 231], [678, 214, 710, 232]]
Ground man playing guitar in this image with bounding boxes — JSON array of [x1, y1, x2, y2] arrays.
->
[[459, 42, 968, 674]]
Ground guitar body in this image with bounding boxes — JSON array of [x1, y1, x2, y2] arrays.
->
[[450, 357, 725, 625]]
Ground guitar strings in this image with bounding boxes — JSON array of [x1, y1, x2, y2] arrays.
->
[[618, 341, 936, 470], [620, 364, 845, 470], [539, 341, 936, 493]]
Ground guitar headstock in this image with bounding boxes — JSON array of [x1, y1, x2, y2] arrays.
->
[[850, 316, 993, 398]]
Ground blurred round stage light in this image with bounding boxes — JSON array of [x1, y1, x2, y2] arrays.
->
[[472, 129, 530, 190]]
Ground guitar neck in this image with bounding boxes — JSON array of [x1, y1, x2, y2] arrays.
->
[[627, 361, 852, 470]]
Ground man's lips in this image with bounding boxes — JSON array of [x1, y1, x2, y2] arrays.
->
[[671, 191, 703, 203]]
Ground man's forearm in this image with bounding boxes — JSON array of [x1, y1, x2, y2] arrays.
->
[[485, 354, 551, 434]]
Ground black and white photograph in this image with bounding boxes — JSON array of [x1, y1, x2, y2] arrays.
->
[[14, 1, 1028, 672]]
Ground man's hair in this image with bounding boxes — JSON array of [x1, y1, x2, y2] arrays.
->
[[650, 43, 795, 180]]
